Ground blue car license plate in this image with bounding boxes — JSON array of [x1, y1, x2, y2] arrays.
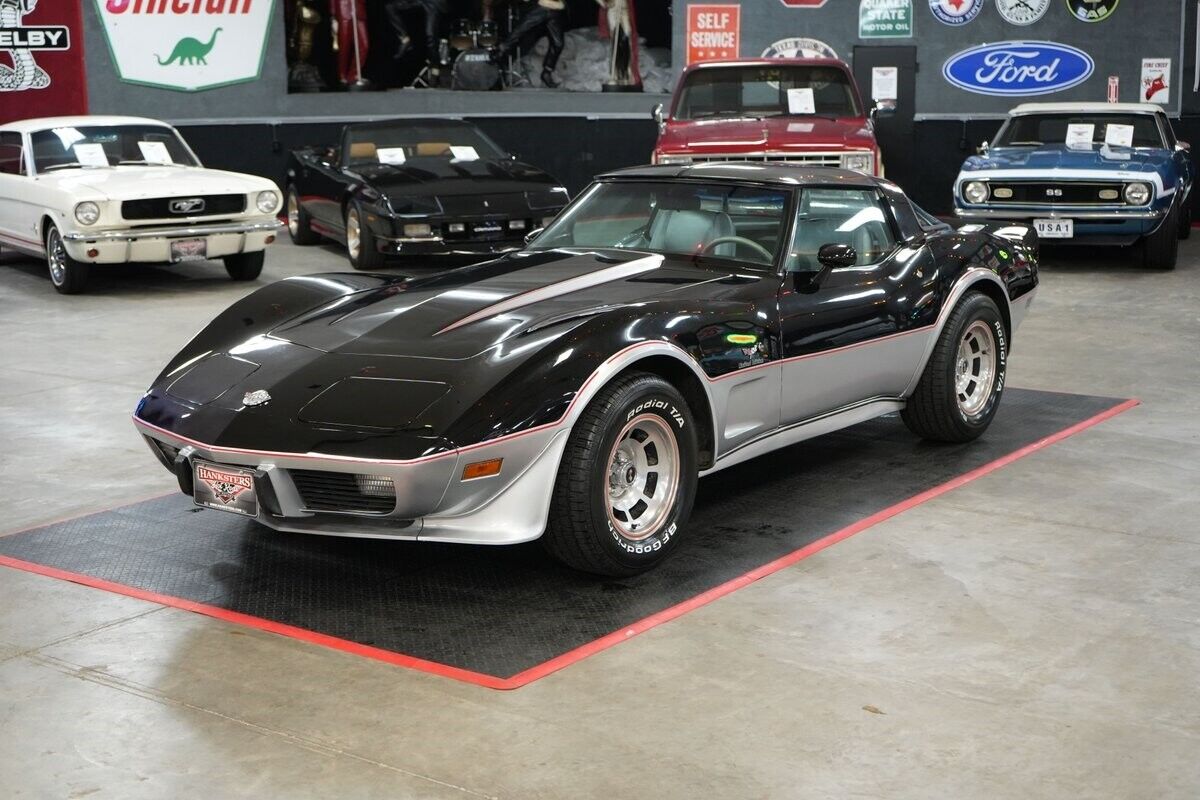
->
[[1034, 219, 1073, 239]]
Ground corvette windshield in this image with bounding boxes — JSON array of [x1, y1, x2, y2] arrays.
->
[[674, 65, 861, 120], [29, 125, 198, 172], [994, 114, 1165, 148], [343, 123, 505, 165], [529, 180, 790, 268]]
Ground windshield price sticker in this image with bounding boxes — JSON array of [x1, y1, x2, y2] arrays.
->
[[137, 141, 174, 164], [73, 143, 110, 167], [449, 146, 480, 161], [377, 147, 407, 165], [1104, 124, 1134, 148], [1065, 123, 1095, 149], [786, 87, 816, 114]]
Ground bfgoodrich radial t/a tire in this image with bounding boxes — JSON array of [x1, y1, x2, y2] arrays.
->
[[902, 291, 1007, 443], [543, 372, 698, 576]]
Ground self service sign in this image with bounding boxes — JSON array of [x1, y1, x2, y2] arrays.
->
[[686, 5, 740, 65], [94, 0, 276, 91]]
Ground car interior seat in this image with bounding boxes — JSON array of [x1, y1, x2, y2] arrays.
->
[[647, 209, 736, 257], [416, 142, 453, 156], [348, 142, 378, 161]]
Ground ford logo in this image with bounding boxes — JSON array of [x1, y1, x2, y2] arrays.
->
[[943, 41, 1093, 96]]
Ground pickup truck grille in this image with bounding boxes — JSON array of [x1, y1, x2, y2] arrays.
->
[[290, 470, 397, 515], [686, 152, 843, 167], [122, 194, 246, 220], [984, 182, 1125, 205]]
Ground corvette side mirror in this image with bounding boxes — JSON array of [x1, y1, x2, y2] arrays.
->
[[524, 227, 543, 245], [795, 243, 856, 293]]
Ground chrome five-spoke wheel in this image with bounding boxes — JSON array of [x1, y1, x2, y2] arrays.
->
[[605, 413, 680, 541], [286, 193, 300, 238], [346, 208, 362, 261], [955, 320, 997, 418]]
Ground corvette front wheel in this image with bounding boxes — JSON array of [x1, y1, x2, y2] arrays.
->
[[544, 372, 698, 576]]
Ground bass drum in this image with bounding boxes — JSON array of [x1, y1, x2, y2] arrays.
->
[[451, 48, 500, 90]]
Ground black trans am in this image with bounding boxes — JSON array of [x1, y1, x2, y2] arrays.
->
[[284, 118, 570, 268], [136, 164, 1039, 576]]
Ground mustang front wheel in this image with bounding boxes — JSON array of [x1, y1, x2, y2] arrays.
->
[[902, 291, 1007, 443], [223, 251, 265, 281], [44, 224, 90, 295], [544, 372, 698, 576]]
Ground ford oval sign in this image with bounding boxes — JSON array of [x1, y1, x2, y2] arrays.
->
[[942, 41, 1094, 96]]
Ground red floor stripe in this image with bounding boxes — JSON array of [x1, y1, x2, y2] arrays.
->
[[0, 398, 1139, 691]]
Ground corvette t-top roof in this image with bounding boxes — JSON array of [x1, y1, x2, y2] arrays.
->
[[600, 162, 880, 188]]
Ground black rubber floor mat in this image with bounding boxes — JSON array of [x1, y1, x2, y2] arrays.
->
[[0, 389, 1132, 687]]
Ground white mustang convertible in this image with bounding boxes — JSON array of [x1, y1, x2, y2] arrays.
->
[[0, 115, 283, 294]]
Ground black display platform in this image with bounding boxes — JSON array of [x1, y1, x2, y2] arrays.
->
[[0, 389, 1133, 688]]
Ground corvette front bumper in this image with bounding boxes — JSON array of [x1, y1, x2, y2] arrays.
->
[[135, 415, 567, 545]]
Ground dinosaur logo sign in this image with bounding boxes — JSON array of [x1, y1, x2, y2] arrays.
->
[[1, 0, 69, 93], [94, 0, 275, 91]]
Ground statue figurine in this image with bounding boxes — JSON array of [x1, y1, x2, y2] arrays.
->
[[287, 0, 327, 92], [597, 0, 641, 92], [330, 0, 373, 90]]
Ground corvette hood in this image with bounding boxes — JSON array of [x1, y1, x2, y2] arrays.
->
[[36, 166, 276, 201], [962, 144, 1169, 175], [271, 250, 732, 359], [658, 115, 876, 154]]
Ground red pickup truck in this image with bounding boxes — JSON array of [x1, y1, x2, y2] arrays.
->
[[652, 58, 887, 176]]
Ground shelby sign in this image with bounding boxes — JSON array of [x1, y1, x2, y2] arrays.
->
[[859, 0, 913, 38], [943, 41, 1093, 96], [94, 0, 275, 91]]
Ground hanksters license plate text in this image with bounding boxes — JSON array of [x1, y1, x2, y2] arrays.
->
[[193, 461, 258, 517], [1034, 219, 1073, 238]]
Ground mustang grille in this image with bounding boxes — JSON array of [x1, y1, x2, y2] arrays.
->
[[984, 182, 1126, 205], [685, 152, 843, 167], [121, 194, 246, 220], [290, 470, 397, 514]]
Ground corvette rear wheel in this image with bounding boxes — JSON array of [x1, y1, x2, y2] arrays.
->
[[223, 250, 264, 281], [286, 186, 319, 246], [544, 372, 698, 576], [45, 224, 90, 295], [902, 292, 1007, 443], [345, 202, 384, 270], [1141, 204, 1179, 270]]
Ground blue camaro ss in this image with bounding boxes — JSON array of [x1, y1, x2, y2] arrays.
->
[[954, 102, 1194, 270]]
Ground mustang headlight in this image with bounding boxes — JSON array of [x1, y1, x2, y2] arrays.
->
[[656, 154, 693, 165], [74, 201, 100, 226], [1123, 182, 1152, 206], [963, 181, 990, 205], [256, 190, 279, 214], [840, 152, 874, 174]]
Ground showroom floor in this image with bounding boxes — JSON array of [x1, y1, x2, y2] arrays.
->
[[1, 239, 1197, 799]]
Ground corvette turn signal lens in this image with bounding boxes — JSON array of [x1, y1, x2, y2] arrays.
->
[[462, 458, 503, 480]]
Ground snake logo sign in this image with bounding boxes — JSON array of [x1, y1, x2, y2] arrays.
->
[[94, 0, 276, 92], [0, 0, 68, 93]]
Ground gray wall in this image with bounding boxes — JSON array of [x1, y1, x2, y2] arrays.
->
[[671, 0, 1187, 118]]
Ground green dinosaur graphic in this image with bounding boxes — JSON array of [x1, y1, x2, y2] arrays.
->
[[155, 28, 223, 66]]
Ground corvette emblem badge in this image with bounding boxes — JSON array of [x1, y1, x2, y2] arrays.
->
[[242, 389, 271, 407]]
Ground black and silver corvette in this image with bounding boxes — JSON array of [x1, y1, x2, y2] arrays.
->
[[284, 118, 569, 268], [136, 164, 1039, 576]]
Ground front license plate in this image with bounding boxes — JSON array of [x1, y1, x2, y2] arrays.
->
[[1034, 218, 1073, 239], [471, 221, 504, 237], [170, 238, 208, 262], [193, 461, 258, 517]]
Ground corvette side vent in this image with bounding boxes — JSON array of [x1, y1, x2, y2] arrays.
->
[[290, 470, 397, 515]]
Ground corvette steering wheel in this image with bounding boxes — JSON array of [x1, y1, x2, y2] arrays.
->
[[701, 236, 773, 261]]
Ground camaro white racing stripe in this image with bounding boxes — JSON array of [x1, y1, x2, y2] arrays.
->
[[435, 254, 664, 335]]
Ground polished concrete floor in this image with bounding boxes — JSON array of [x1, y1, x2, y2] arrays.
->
[[1, 238, 1197, 799]]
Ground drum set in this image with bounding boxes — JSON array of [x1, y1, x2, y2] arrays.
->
[[413, 2, 530, 90]]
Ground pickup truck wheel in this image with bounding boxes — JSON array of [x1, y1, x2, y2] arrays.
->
[[286, 187, 319, 246], [902, 292, 1007, 443], [223, 250, 265, 281], [543, 372, 698, 577], [1142, 205, 1179, 270], [45, 224, 90, 295], [345, 202, 384, 270]]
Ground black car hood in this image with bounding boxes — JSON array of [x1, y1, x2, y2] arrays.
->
[[348, 157, 559, 198], [271, 250, 738, 360]]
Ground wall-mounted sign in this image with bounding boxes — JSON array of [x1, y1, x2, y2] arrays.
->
[[686, 5, 740, 64], [761, 37, 838, 60], [871, 66, 899, 101], [929, 0, 983, 26], [860, 0, 913, 37], [1065, 0, 1118, 23], [0, 0, 87, 124], [94, 0, 276, 92], [942, 41, 1094, 96], [778, 0, 830, 7], [996, 0, 1049, 25], [1141, 58, 1170, 103]]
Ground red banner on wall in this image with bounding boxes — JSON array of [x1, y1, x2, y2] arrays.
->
[[686, 4, 740, 65], [0, 0, 88, 125]]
